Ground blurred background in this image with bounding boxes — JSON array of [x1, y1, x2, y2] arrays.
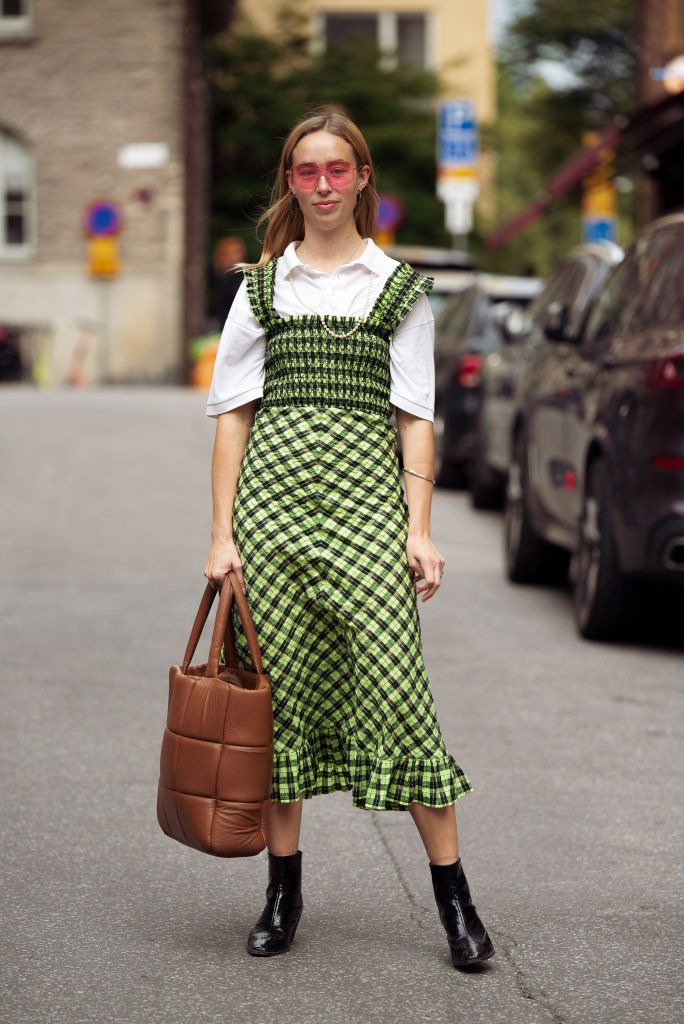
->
[[1, 0, 682, 390]]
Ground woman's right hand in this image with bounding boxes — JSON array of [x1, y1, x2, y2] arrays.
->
[[204, 536, 247, 594]]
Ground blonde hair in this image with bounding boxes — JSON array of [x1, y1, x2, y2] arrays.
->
[[233, 106, 379, 272]]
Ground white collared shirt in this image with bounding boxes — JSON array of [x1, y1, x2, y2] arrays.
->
[[205, 236, 435, 421]]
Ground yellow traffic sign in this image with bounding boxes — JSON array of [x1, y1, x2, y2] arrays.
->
[[87, 236, 120, 278]]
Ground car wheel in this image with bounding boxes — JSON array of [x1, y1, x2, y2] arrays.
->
[[573, 458, 639, 641], [504, 431, 570, 584]]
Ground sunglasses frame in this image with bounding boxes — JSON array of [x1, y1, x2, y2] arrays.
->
[[287, 161, 365, 191]]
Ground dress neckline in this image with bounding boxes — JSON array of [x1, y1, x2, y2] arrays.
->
[[267, 256, 409, 326]]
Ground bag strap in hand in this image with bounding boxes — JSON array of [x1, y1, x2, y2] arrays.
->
[[181, 571, 265, 677]]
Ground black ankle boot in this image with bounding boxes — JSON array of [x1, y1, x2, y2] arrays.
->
[[246, 849, 304, 957], [429, 857, 495, 968]]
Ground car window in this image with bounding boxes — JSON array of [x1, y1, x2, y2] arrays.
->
[[469, 293, 491, 336], [527, 260, 588, 324], [477, 298, 510, 353], [581, 253, 638, 351], [428, 292, 449, 320], [435, 289, 475, 350], [526, 266, 567, 322], [630, 227, 684, 333]]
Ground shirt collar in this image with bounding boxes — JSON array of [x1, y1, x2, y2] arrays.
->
[[280, 236, 385, 279]]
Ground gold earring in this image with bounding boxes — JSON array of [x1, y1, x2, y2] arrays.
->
[[289, 193, 298, 212]]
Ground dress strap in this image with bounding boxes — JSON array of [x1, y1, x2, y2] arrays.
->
[[243, 256, 278, 333], [368, 261, 435, 336]]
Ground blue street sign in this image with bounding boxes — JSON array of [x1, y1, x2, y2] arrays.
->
[[84, 199, 123, 237], [437, 100, 478, 170], [377, 193, 404, 230], [583, 217, 616, 243]]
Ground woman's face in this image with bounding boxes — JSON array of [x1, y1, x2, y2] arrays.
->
[[287, 130, 370, 230]]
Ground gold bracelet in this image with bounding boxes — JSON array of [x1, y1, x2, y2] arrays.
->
[[402, 466, 436, 484]]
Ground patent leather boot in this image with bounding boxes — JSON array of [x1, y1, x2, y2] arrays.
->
[[429, 857, 495, 968], [246, 849, 303, 957]]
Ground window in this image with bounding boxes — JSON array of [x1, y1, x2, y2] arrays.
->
[[0, 0, 32, 34], [397, 15, 426, 67], [0, 129, 34, 257], [325, 14, 376, 50], [322, 11, 429, 69], [528, 260, 587, 325], [581, 255, 638, 351], [435, 288, 475, 353], [629, 227, 684, 333]]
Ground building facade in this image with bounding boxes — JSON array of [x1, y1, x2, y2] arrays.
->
[[633, 0, 684, 221], [0, 0, 233, 386], [239, 0, 496, 215]]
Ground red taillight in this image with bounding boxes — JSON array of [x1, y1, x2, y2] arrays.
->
[[648, 353, 684, 389], [650, 454, 684, 471], [457, 353, 484, 389]]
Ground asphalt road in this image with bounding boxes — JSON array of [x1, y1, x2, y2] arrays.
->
[[1, 386, 681, 1024]]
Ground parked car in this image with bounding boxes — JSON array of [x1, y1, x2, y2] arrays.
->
[[431, 274, 541, 489], [0, 325, 23, 382], [386, 243, 477, 320], [389, 246, 477, 456], [474, 242, 623, 508], [502, 215, 684, 640]]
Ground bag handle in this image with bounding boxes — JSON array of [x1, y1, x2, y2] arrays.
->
[[181, 570, 265, 677]]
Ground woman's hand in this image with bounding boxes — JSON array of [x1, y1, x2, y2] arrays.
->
[[204, 536, 247, 594], [406, 532, 446, 602]]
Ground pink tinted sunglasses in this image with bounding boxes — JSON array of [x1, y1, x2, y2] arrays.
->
[[287, 160, 363, 190]]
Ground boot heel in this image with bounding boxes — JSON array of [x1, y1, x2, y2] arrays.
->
[[429, 857, 495, 969], [246, 849, 304, 957]]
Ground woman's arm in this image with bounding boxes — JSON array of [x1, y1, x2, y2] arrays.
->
[[395, 408, 445, 602], [204, 399, 258, 593]]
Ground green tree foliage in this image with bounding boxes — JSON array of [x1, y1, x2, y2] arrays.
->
[[503, 0, 638, 171], [473, 65, 582, 276], [206, 0, 456, 266], [505, 0, 637, 106], [474, 0, 638, 275]]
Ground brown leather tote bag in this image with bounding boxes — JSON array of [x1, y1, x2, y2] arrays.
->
[[156, 570, 273, 857]]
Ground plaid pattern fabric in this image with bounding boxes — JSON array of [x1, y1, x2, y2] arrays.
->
[[223, 258, 474, 811], [245, 256, 434, 419]]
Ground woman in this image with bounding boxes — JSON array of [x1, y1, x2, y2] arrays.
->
[[204, 109, 495, 971]]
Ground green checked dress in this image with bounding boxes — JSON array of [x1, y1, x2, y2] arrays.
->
[[226, 254, 474, 811]]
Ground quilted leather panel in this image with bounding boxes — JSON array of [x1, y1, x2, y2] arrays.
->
[[209, 800, 268, 857], [167, 668, 230, 743], [216, 744, 273, 802], [157, 786, 268, 857], [222, 685, 274, 746], [159, 728, 221, 797], [157, 786, 214, 852]]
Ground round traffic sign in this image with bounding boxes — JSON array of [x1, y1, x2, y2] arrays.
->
[[377, 193, 404, 230], [84, 199, 124, 237]]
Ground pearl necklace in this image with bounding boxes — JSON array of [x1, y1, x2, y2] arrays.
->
[[289, 238, 375, 340]]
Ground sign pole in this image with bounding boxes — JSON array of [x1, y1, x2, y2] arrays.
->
[[436, 100, 480, 254], [83, 198, 123, 384]]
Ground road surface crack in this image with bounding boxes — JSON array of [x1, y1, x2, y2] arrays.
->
[[372, 818, 567, 1021]]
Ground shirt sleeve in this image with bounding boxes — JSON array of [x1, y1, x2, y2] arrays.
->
[[205, 279, 266, 418], [389, 292, 435, 422]]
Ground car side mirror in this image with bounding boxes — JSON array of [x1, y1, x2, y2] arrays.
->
[[543, 301, 572, 342], [500, 306, 527, 344]]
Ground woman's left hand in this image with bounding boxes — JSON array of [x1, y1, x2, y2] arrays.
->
[[406, 533, 446, 602]]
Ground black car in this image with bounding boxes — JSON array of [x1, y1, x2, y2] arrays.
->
[[0, 325, 23, 382], [502, 215, 684, 640], [432, 274, 541, 490], [474, 243, 623, 508]]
